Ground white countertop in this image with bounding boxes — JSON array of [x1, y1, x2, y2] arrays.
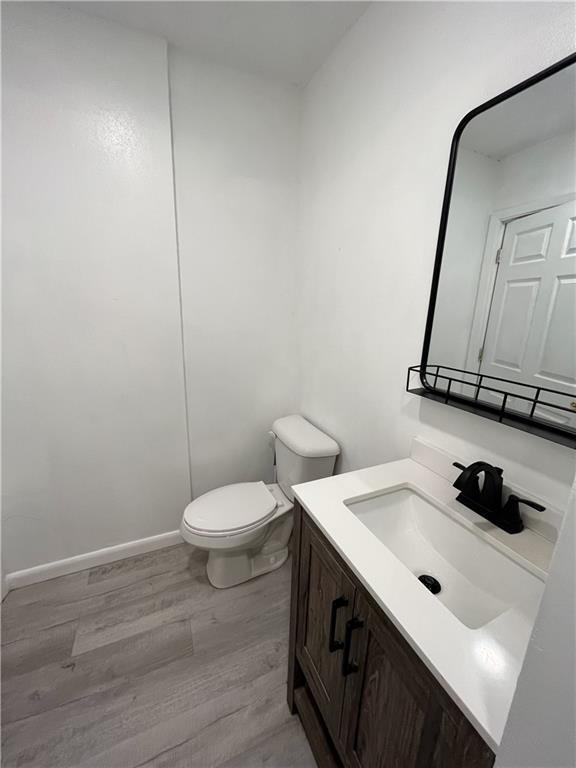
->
[[293, 456, 554, 751]]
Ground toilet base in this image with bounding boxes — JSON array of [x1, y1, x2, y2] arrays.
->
[[206, 513, 293, 589]]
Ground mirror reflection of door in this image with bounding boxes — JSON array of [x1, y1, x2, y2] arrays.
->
[[477, 200, 576, 427]]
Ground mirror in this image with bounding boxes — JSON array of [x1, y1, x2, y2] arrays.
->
[[418, 54, 576, 448]]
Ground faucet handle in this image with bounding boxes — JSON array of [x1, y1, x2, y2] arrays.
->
[[505, 494, 546, 513], [499, 494, 546, 534]]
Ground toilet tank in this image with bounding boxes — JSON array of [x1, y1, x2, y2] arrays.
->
[[272, 415, 340, 502]]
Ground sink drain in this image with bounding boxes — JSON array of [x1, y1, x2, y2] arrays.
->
[[418, 574, 441, 595]]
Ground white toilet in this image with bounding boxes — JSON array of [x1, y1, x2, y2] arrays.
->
[[180, 414, 340, 588]]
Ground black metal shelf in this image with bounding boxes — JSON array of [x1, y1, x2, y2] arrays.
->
[[407, 364, 576, 449]]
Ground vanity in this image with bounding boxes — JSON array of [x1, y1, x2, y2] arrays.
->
[[286, 442, 553, 768]]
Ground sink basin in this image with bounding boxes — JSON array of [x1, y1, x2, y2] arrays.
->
[[345, 486, 544, 629]]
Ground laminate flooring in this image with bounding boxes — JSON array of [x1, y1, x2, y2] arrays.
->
[[1, 544, 315, 768]]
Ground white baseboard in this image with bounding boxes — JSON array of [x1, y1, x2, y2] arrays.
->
[[4, 529, 183, 593]]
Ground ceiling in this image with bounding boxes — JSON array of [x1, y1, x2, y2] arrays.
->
[[460, 64, 576, 159], [62, 1, 369, 85]]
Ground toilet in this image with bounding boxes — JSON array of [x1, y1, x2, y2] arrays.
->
[[180, 414, 340, 588]]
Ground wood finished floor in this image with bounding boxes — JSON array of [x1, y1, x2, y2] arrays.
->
[[1, 545, 316, 768]]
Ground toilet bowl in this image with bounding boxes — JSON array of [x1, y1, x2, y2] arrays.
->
[[181, 481, 294, 588], [180, 415, 340, 588]]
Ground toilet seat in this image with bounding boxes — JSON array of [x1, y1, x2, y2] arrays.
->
[[183, 481, 278, 537]]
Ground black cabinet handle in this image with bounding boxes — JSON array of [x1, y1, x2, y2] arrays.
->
[[342, 617, 364, 675], [328, 596, 348, 652]]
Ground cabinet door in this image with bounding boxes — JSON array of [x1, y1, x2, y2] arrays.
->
[[340, 593, 436, 768], [296, 518, 356, 738], [430, 706, 495, 768], [341, 593, 494, 768]]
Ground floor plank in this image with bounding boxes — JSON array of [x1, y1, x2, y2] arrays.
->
[[219, 719, 317, 768], [2, 546, 204, 646], [135, 675, 298, 768], [72, 555, 290, 656], [1, 544, 315, 768], [87, 545, 200, 588], [1, 621, 78, 681], [2, 619, 194, 723]]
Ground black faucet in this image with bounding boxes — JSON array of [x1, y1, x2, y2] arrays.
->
[[452, 461, 545, 534]]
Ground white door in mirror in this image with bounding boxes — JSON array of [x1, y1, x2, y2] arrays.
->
[[479, 199, 576, 426]]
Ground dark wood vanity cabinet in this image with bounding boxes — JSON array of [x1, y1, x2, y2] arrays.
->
[[295, 513, 356, 737], [288, 503, 495, 768]]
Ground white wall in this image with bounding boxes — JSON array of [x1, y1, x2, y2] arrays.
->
[[1, 5, 301, 573], [495, 130, 576, 210], [2, 3, 191, 573], [169, 48, 299, 498], [496, 480, 576, 768], [298, 1, 576, 511], [430, 148, 498, 368]]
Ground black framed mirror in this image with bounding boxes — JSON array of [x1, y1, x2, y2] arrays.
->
[[409, 53, 576, 449]]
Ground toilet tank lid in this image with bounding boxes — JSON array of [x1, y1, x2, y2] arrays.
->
[[272, 415, 340, 458]]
